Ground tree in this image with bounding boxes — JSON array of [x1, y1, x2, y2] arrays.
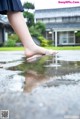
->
[[35, 22, 46, 35], [23, 2, 35, 10], [75, 31, 80, 43], [23, 11, 34, 27], [29, 22, 46, 37], [23, 2, 35, 27]]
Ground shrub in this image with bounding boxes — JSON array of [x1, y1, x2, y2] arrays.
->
[[8, 34, 20, 43], [4, 39, 16, 47], [29, 26, 41, 38], [48, 40, 53, 46], [38, 36, 49, 47]]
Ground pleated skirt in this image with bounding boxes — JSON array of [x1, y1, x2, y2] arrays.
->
[[0, 0, 24, 15]]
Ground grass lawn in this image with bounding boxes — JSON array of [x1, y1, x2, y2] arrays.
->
[[0, 46, 80, 51], [0, 47, 24, 51], [46, 46, 80, 50]]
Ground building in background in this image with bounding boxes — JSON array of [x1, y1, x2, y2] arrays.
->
[[35, 6, 80, 46], [0, 15, 12, 46], [0, 15, 28, 46]]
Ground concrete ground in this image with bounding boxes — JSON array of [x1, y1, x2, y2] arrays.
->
[[0, 50, 80, 119]]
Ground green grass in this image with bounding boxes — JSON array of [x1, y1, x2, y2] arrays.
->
[[46, 46, 80, 50], [0, 46, 80, 51], [0, 47, 24, 51]]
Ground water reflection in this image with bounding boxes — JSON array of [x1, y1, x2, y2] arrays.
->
[[8, 54, 80, 92], [24, 70, 47, 92]]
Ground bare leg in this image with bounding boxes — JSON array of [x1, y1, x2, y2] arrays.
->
[[7, 12, 57, 57]]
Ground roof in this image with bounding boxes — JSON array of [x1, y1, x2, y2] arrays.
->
[[46, 22, 80, 30], [35, 6, 80, 18], [0, 15, 27, 25], [0, 15, 9, 24]]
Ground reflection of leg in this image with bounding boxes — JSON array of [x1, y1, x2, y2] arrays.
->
[[7, 12, 57, 58], [27, 55, 42, 62]]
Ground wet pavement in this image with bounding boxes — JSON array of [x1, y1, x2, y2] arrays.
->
[[0, 50, 80, 119]]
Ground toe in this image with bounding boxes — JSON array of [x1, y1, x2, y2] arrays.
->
[[45, 50, 58, 55]]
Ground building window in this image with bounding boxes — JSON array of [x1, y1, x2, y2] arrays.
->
[[49, 18, 56, 23], [62, 16, 80, 23], [36, 19, 42, 22], [59, 31, 75, 44], [68, 32, 75, 43], [55, 17, 62, 22], [46, 31, 52, 40], [59, 32, 68, 44], [36, 17, 62, 23]]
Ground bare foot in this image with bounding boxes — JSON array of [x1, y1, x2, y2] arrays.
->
[[24, 46, 58, 58]]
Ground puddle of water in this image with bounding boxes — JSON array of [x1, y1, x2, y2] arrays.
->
[[7, 54, 80, 93], [0, 51, 80, 118]]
